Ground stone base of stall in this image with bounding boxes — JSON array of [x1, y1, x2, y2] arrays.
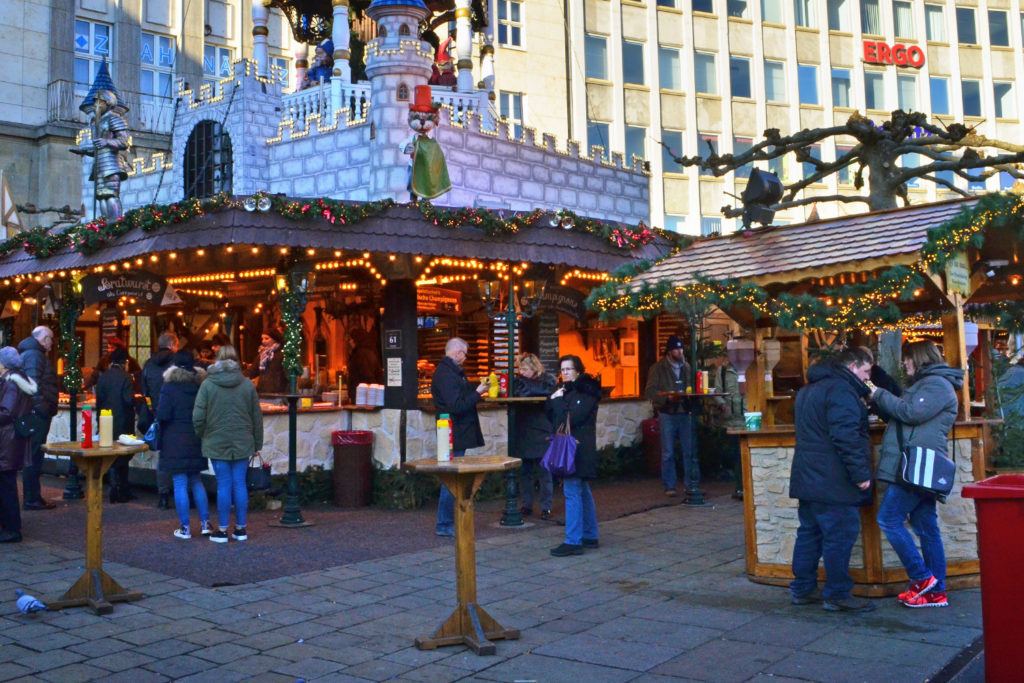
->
[[733, 422, 989, 597], [45, 399, 651, 479]]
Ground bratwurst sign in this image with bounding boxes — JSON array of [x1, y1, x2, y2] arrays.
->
[[81, 270, 180, 308], [863, 40, 925, 69]]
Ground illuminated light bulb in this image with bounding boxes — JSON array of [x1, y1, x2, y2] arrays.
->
[[150, 255, 158, 262], [307, 248, 315, 256], [169, 253, 177, 259], [280, 247, 289, 255], [226, 246, 234, 253], [251, 247, 259, 255]]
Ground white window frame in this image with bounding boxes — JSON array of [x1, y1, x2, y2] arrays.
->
[[625, 125, 647, 165], [204, 44, 234, 84], [659, 47, 682, 91], [499, 91, 525, 139], [695, 52, 717, 95], [585, 34, 608, 80], [622, 40, 645, 86], [893, 1, 914, 38], [897, 74, 916, 111], [74, 19, 113, 86], [925, 4, 946, 42], [794, 0, 815, 28], [832, 67, 851, 107], [497, 0, 523, 48], [798, 63, 819, 105], [271, 55, 290, 90], [140, 32, 176, 99], [761, 0, 783, 24], [930, 76, 950, 115], [994, 82, 1015, 119], [864, 71, 885, 110], [962, 79, 982, 117], [827, 0, 850, 31], [764, 60, 785, 103]]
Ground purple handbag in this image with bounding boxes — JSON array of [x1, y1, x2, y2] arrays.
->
[[541, 416, 577, 477]]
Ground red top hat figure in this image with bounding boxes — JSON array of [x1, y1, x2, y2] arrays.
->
[[410, 84, 440, 113]]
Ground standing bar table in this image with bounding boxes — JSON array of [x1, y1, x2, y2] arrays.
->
[[43, 441, 148, 614], [404, 455, 522, 655]]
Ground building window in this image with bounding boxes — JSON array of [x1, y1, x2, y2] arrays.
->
[[585, 35, 608, 80], [936, 169, 955, 187], [968, 171, 986, 191], [827, 0, 849, 31], [623, 40, 645, 85], [798, 64, 818, 105], [764, 60, 785, 102], [498, 0, 523, 47], [832, 68, 851, 107], [897, 74, 916, 111], [925, 5, 945, 41], [698, 133, 718, 176], [865, 71, 885, 110], [1000, 172, 1015, 190], [203, 44, 233, 83], [994, 82, 1014, 119], [962, 80, 982, 116], [659, 47, 682, 90], [956, 7, 976, 44], [657, 0, 677, 7], [892, 1, 913, 38], [733, 136, 753, 178], [761, 0, 783, 23], [140, 32, 175, 99], [625, 126, 647, 164], [693, 0, 713, 13], [499, 91, 524, 138], [727, 0, 749, 19], [794, 0, 814, 27], [930, 77, 950, 114], [663, 215, 685, 232], [662, 129, 685, 173], [836, 145, 854, 185], [861, 0, 881, 35], [271, 56, 290, 89], [701, 216, 722, 236], [184, 120, 232, 199], [904, 152, 920, 187], [695, 52, 717, 94], [730, 57, 751, 98], [802, 144, 821, 180], [74, 20, 112, 85], [989, 10, 1009, 47], [768, 155, 785, 181], [587, 120, 610, 158]]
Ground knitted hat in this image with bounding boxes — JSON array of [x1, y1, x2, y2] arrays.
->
[[0, 346, 22, 370], [110, 347, 128, 364], [665, 335, 685, 353], [172, 350, 196, 371]]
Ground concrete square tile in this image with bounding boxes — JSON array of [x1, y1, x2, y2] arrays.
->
[[533, 633, 681, 671]]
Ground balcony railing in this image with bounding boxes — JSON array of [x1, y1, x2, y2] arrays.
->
[[47, 80, 176, 135]]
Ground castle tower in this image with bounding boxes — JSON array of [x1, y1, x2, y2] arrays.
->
[[364, 0, 434, 201]]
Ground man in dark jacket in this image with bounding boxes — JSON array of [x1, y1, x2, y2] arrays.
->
[[790, 347, 876, 613], [96, 348, 138, 503], [645, 335, 693, 496], [18, 326, 59, 510], [141, 332, 179, 509], [431, 337, 488, 537]]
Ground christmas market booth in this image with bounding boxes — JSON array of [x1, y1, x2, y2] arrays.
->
[[589, 193, 1024, 596], [0, 194, 674, 495]]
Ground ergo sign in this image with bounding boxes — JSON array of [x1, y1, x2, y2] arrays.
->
[[863, 40, 925, 68]]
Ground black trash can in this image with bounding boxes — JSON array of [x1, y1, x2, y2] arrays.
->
[[642, 417, 661, 476], [331, 430, 374, 507]]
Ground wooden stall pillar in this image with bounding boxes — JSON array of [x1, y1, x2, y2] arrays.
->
[[745, 327, 768, 424], [942, 298, 972, 419]]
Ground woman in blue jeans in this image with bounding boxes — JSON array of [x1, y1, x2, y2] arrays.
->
[[156, 351, 210, 539], [869, 340, 963, 608], [193, 345, 264, 543], [546, 355, 602, 557]]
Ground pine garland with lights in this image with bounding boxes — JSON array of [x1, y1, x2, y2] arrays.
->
[[968, 301, 1024, 333], [59, 300, 84, 392], [279, 288, 304, 382], [921, 192, 1024, 272]]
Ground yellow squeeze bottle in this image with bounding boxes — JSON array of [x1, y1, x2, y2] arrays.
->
[[99, 409, 114, 448]]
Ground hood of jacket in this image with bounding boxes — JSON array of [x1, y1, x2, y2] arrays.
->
[[913, 363, 964, 390], [807, 361, 870, 399], [148, 348, 175, 369], [4, 371, 37, 396], [162, 365, 207, 384], [564, 373, 603, 398], [17, 336, 45, 356], [206, 359, 245, 388]]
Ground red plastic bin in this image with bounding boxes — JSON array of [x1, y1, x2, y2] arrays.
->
[[962, 474, 1024, 683], [331, 430, 374, 507]]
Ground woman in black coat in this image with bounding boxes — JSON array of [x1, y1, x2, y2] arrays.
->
[[0, 347, 37, 543], [96, 347, 138, 503], [157, 351, 210, 539], [514, 353, 556, 519], [546, 354, 602, 557]]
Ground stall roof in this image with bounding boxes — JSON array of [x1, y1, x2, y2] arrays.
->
[[0, 203, 672, 278], [630, 197, 979, 289]]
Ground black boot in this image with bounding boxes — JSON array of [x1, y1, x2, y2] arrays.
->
[[157, 493, 170, 509]]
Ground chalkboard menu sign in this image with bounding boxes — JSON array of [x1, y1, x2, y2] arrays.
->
[[537, 311, 559, 374]]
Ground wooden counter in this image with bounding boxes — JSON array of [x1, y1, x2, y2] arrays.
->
[[730, 420, 992, 597]]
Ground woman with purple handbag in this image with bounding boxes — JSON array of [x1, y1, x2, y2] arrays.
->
[[545, 355, 602, 557]]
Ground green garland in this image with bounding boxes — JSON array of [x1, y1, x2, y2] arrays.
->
[[968, 301, 1024, 333], [279, 288, 303, 383], [921, 192, 1024, 272], [58, 291, 84, 393]]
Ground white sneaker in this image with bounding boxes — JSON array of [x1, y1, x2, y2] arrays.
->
[[200, 521, 212, 536], [173, 526, 192, 540], [231, 527, 248, 541]]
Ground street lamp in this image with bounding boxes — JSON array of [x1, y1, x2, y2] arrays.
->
[[478, 272, 547, 527], [276, 260, 316, 527]]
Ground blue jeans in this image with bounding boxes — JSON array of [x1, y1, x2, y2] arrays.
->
[[877, 483, 947, 591], [172, 472, 210, 530], [435, 450, 465, 535], [790, 500, 861, 600], [520, 459, 553, 511], [659, 412, 694, 491], [563, 477, 598, 546], [211, 459, 248, 529]]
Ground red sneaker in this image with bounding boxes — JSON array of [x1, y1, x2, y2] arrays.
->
[[901, 591, 948, 608], [897, 575, 938, 603]]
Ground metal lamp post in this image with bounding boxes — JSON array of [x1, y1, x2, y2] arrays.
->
[[276, 262, 315, 528], [479, 274, 546, 527]]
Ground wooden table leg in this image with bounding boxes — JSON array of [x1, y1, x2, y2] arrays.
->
[[46, 456, 143, 615], [415, 472, 519, 655]]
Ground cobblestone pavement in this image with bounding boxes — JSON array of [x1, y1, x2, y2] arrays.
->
[[1, 490, 981, 682]]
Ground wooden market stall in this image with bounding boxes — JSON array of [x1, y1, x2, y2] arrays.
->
[[614, 194, 1023, 596]]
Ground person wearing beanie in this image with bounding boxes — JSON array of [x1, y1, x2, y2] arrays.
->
[[85, 335, 141, 392], [95, 346, 138, 503], [245, 328, 288, 394], [644, 334, 695, 496], [0, 346, 38, 542], [141, 331, 179, 509], [156, 350, 210, 539]]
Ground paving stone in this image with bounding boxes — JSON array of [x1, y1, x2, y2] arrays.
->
[[0, 663, 34, 681], [583, 616, 722, 650], [338, 658, 413, 681], [385, 662, 477, 682], [132, 638, 199, 660], [271, 657, 347, 678], [92, 669, 171, 683], [141, 655, 211, 678], [476, 653, 639, 683], [191, 642, 259, 664], [88, 650, 156, 673], [766, 650, 930, 683], [11, 650, 85, 673], [0, 647, 35, 665], [36, 663, 109, 683], [649, 639, 792, 682], [220, 654, 295, 676], [533, 633, 681, 672], [68, 638, 133, 658], [725, 614, 838, 648], [174, 667, 249, 683], [804, 630, 961, 669]]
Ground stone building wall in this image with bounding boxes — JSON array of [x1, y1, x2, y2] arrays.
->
[[750, 438, 979, 568]]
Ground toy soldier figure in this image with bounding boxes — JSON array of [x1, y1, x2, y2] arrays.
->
[[402, 85, 451, 201], [71, 62, 132, 221]]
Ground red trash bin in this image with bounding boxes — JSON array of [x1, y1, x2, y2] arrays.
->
[[642, 417, 661, 476], [331, 430, 374, 507], [962, 474, 1024, 683]]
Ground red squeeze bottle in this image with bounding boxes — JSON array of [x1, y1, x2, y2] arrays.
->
[[82, 407, 93, 449], [499, 373, 509, 398], [695, 371, 703, 395]]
